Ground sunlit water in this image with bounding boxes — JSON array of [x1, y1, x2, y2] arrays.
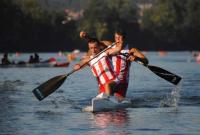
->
[[0, 52, 200, 135]]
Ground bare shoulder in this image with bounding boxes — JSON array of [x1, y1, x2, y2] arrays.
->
[[129, 48, 140, 53]]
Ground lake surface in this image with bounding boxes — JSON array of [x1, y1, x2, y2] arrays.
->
[[0, 52, 200, 135]]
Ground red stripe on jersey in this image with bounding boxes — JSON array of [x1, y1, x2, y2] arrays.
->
[[105, 57, 115, 77], [89, 53, 118, 85], [98, 59, 110, 83], [112, 55, 130, 83], [115, 56, 121, 76], [92, 66, 102, 85], [122, 60, 130, 83]]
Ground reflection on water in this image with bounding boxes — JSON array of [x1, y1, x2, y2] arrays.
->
[[89, 110, 129, 135], [0, 80, 25, 90], [92, 110, 129, 128]]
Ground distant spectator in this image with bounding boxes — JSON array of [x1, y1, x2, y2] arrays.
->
[[1, 53, 11, 65], [33, 53, 40, 63], [29, 55, 34, 63]]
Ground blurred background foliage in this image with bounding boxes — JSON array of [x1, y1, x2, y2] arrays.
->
[[0, 0, 200, 52]]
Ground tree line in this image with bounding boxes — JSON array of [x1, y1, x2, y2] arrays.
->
[[0, 0, 200, 52]]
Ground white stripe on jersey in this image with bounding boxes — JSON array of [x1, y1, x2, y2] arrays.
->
[[111, 44, 130, 82], [89, 52, 106, 65], [89, 52, 117, 85], [101, 57, 113, 80], [95, 62, 106, 84]]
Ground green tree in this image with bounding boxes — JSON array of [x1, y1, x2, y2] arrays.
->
[[141, 0, 187, 43], [141, 0, 200, 47], [0, 0, 78, 52], [78, 0, 137, 39], [183, 0, 200, 44], [0, 0, 24, 46]]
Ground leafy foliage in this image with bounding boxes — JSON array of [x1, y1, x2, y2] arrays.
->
[[0, 0, 200, 51], [0, 0, 77, 52], [78, 0, 137, 40], [141, 0, 200, 46]]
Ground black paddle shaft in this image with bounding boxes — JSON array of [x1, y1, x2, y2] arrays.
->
[[120, 53, 182, 85]]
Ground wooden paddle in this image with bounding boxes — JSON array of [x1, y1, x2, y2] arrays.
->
[[32, 42, 116, 101], [123, 53, 182, 85]]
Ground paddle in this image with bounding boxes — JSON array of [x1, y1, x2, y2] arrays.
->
[[146, 64, 182, 85], [124, 53, 182, 85], [32, 42, 116, 101]]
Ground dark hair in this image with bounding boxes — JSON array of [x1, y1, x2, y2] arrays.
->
[[3, 53, 8, 58], [115, 29, 126, 38], [88, 38, 99, 44]]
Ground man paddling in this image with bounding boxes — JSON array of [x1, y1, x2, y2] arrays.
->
[[109, 30, 149, 101], [80, 30, 148, 102], [73, 39, 119, 100]]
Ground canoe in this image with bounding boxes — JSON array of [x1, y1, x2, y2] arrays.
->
[[82, 93, 132, 112]]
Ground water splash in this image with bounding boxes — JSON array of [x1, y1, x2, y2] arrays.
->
[[160, 83, 182, 107], [0, 80, 25, 91], [51, 95, 84, 110]]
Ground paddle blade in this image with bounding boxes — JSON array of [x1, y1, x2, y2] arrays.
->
[[32, 75, 67, 101], [148, 65, 182, 85]]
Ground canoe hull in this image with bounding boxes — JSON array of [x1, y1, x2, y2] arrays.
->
[[82, 96, 132, 112]]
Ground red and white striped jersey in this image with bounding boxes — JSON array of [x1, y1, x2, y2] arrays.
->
[[111, 44, 131, 83], [89, 52, 118, 85]]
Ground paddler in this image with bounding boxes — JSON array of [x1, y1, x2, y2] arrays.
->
[[73, 39, 119, 101], [79, 30, 148, 102]]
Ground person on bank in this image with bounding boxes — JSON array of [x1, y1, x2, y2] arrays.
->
[[29, 55, 34, 63], [33, 53, 40, 63], [1, 53, 11, 65]]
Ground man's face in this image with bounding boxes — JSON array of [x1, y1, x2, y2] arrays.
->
[[88, 42, 100, 55], [114, 33, 124, 43]]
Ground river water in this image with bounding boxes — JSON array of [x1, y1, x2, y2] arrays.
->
[[0, 52, 200, 135]]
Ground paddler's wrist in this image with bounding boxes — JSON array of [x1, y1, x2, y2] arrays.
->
[[105, 50, 110, 56], [73, 64, 81, 70]]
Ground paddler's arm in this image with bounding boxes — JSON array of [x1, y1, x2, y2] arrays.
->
[[80, 31, 113, 50], [73, 56, 90, 71], [80, 31, 123, 55], [128, 48, 149, 66], [99, 41, 113, 47], [105, 41, 124, 55]]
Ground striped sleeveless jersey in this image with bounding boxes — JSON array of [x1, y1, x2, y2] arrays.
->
[[89, 52, 118, 85], [111, 44, 131, 83]]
